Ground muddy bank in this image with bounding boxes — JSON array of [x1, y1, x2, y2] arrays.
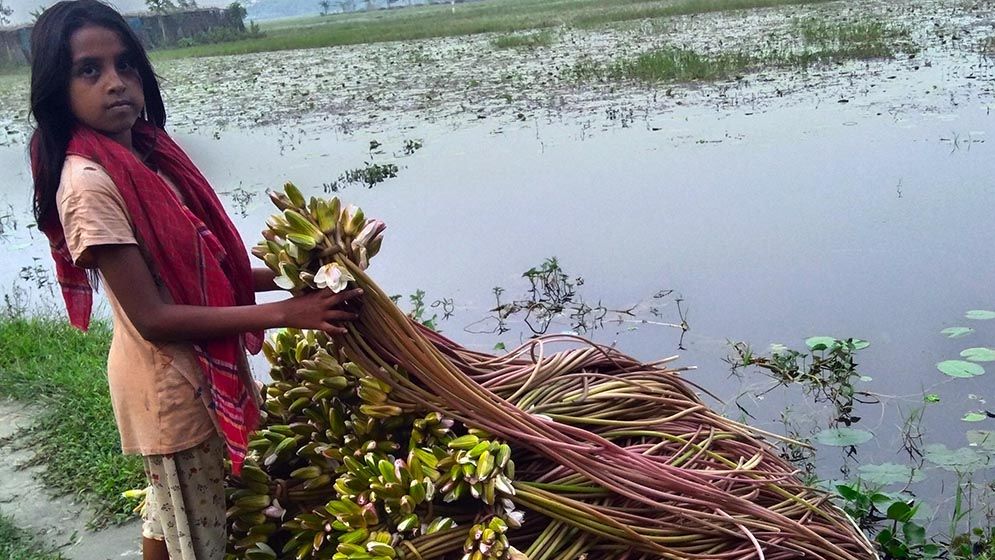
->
[[0, 400, 141, 559]]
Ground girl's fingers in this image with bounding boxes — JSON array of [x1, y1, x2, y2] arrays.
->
[[324, 311, 360, 321], [321, 322, 348, 335], [327, 288, 363, 305]]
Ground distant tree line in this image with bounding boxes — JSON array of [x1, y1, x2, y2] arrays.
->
[[324, 0, 416, 15]]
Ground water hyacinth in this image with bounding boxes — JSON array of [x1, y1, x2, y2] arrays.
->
[[228, 185, 879, 560]]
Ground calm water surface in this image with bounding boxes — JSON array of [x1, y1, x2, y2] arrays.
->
[[1, 57, 993, 524]]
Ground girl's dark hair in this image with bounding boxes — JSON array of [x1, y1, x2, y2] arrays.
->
[[29, 0, 165, 229]]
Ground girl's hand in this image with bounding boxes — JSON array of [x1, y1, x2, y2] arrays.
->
[[279, 288, 363, 334]]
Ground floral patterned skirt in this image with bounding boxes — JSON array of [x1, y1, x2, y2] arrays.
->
[[142, 434, 226, 560]]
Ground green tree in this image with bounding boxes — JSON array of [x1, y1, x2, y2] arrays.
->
[[29, 5, 47, 22], [227, 1, 247, 21], [319, 0, 330, 15], [145, 0, 177, 14]]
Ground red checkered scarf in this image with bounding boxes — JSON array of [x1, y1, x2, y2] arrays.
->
[[36, 121, 261, 474]]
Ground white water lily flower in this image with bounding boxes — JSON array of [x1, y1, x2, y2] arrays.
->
[[351, 219, 386, 250], [506, 509, 525, 528], [314, 262, 355, 293]]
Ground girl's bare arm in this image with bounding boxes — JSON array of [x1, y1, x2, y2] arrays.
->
[[91, 244, 360, 342], [253, 267, 281, 292]]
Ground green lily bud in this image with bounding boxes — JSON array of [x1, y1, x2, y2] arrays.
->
[[283, 182, 306, 208]]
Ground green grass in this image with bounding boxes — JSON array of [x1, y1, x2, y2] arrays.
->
[[0, 514, 64, 560], [615, 48, 752, 82], [492, 30, 555, 49], [146, 0, 838, 61], [0, 316, 145, 526], [792, 17, 913, 58], [571, 18, 915, 83]]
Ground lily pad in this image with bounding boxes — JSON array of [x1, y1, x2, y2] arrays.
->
[[924, 443, 991, 473], [813, 427, 874, 446], [966, 310, 995, 320], [941, 327, 974, 338], [857, 463, 925, 485], [963, 411, 988, 422], [849, 338, 871, 350], [967, 430, 995, 452], [806, 336, 839, 351], [924, 393, 941, 403], [961, 348, 995, 362], [937, 360, 986, 378]]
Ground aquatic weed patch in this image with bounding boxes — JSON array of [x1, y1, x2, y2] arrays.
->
[[782, 17, 917, 64], [614, 47, 752, 82], [492, 30, 555, 49], [571, 16, 917, 83]]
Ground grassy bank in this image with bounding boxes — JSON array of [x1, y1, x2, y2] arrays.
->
[[149, 0, 837, 61], [0, 515, 63, 560], [0, 316, 144, 526]]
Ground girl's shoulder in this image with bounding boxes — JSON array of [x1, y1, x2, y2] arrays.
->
[[57, 155, 118, 205]]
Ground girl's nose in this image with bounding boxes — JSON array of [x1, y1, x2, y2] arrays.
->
[[105, 70, 126, 93]]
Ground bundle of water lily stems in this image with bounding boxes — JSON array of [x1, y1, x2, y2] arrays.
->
[[226, 183, 877, 560]]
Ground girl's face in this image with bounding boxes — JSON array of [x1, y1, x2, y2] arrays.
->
[[67, 25, 145, 148]]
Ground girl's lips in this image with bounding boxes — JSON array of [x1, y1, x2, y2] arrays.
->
[[107, 101, 133, 109]]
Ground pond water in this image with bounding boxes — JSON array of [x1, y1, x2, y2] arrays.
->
[[1, 0, 995, 530]]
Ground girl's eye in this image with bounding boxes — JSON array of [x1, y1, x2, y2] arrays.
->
[[78, 65, 99, 78], [117, 58, 136, 72]]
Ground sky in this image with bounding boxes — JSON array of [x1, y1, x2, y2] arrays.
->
[[2, 0, 232, 25]]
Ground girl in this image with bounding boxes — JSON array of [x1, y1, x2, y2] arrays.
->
[[28, 2, 359, 558]]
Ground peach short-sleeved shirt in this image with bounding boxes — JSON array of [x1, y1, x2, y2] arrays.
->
[[56, 154, 218, 455]]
